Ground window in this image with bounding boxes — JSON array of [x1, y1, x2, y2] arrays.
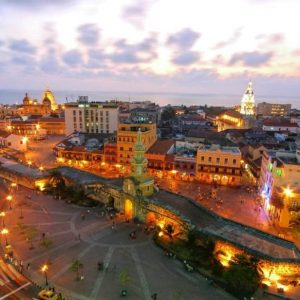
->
[[225, 158, 228, 165], [233, 159, 236, 165], [208, 157, 212, 163], [201, 156, 204, 162], [73, 110, 76, 116], [129, 148, 132, 151], [120, 147, 124, 151], [216, 158, 220, 164]]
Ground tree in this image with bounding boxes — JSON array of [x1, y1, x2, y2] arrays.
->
[[119, 270, 130, 287], [49, 170, 65, 193], [25, 227, 39, 250], [222, 254, 261, 298], [161, 107, 176, 122], [40, 238, 54, 263], [70, 258, 83, 281]]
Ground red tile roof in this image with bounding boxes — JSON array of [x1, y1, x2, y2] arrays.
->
[[146, 139, 174, 155], [263, 120, 298, 127]]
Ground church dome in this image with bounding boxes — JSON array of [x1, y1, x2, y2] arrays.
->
[[42, 87, 58, 110], [23, 93, 31, 105], [42, 96, 51, 107]]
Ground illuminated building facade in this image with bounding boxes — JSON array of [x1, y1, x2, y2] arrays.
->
[[0, 130, 28, 152], [259, 150, 300, 227], [240, 81, 255, 116], [64, 98, 118, 136], [257, 102, 291, 116], [117, 122, 157, 164], [216, 110, 244, 131], [196, 145, 242, 186]]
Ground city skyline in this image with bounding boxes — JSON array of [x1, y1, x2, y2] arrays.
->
[[0, 0, 300, 99]]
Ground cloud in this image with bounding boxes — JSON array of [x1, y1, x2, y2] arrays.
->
[[167, 28, 200, 50], [62, 50, 83, 67], [257, 33, 285, 44], [229, 51, 273, 67], [10, 39, 36, 54], [1, 0, 78, 10], [86, 49, 106, 68], [172, 51, 200, 65], [78, 23, 100, 46], [109, 37, 157, 64], [40, 48, 62, 73], [122, 0, 154, 28], [213, 28, 243, 49], [11, 54, 36, 66], [292, 49, 300, 56]]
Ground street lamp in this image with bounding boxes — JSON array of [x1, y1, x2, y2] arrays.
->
[[41, 264, 49, 285], [283, 187, 293, 198], [0, 212, 5, 227], [1, 228, 9, 245], [6, 195, 12, 209]]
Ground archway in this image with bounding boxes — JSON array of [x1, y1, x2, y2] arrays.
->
[[125, 199, 133, 220], [146, 212, 156, 224]]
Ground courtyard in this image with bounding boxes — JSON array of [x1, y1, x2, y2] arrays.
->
[[1, 183, 235, 300]]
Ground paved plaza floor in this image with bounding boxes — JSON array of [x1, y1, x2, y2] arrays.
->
[[4, 186, 235, 300]]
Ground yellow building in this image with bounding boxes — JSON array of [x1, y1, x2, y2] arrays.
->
[[117, 122, 157, 164], [196, 144, 242, 186]]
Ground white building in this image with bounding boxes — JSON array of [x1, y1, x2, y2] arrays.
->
[[64, 98, 119, 136], [240, 81, 255, 116], [0, 130, 28, 152], [262, 120, 299, 133]]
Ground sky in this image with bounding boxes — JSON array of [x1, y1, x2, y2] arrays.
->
[[0, 0, 300, 99]]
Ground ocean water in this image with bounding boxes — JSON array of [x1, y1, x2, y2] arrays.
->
[[0, 89, 299, 108]]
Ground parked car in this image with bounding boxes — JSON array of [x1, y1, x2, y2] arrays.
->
[[38, 289, 58, 300]]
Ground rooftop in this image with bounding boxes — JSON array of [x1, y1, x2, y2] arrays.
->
[[146, 139, 174, 155], [263, 120, 299, 127]]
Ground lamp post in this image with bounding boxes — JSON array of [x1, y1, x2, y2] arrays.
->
[[1, 228, 9, 245], [41, 264, 49, 286], [0, 212, 5, 227], [6, 195, 12, 210]]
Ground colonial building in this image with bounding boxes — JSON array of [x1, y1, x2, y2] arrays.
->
[[259, 150, 300, 227], [117, 122, 157, 164], [196, 145, 242, 185], [64, 97, 119, 136], [38, 117, 65, 135], [257, 102, 291, 116], [262, 119, 299, 133], [0, 130, 28, 152], [19, 88, 59, 115], [240, 81, 255, 116]]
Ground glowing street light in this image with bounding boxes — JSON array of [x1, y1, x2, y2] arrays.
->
[[41, 264, 49, 285], [6, 195, 13, 209], [283, 187, 293, 198], [39, 166, 44, 171], [1, 228, 9, 245], [0, 212, 5, 227], [27, 161, 32, 167]]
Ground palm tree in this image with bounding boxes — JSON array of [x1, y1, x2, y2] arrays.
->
[[70, 258, 83, 281], [49, 170, 65, 195]]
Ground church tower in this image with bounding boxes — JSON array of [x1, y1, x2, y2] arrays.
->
[[240, 81, 255, 116], [123, 128, 154, 197]]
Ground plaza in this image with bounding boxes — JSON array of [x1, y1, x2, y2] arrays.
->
[[1, 183, 235, 300]]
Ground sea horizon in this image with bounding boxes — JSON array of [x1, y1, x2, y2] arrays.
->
[[0, 89, 299, 109]]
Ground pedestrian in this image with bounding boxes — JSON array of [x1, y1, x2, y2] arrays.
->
[[27, 263, 30, 270], [151, 293, 158, 300]]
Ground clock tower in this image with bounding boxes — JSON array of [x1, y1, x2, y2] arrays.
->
[[123, 128, 154, 197], [240, 81, 255, 116]]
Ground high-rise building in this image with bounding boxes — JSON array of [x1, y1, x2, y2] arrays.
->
[[64, 98, 119, 136], [240, 81, 255, 116], [257, 102, 291, 116]]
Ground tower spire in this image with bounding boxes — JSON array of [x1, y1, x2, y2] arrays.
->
[[240, 80, 255, 115]]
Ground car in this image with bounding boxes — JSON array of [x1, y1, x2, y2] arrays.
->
[[38, 289, 58, 300]]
